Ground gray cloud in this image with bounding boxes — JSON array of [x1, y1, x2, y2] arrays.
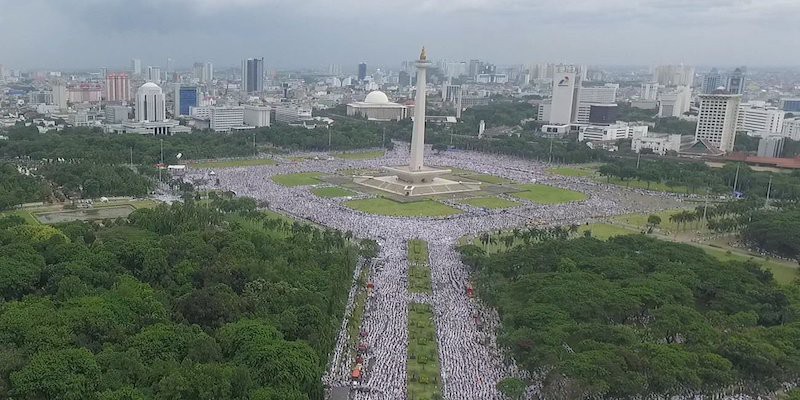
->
[[0, 0, 797, 70]]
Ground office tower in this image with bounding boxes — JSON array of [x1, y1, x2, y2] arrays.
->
[[147, 66, 161, 83], [135, 82, 166, 122], [51, 81, 67, 110], [549, 72, 579, 125], [166, 58, 174, 74], [174, 85, 198, 117], [358, 62, 367, 82], [702, 68, 723, 94], [131, 58, 142, 75], [241, 58, 264, 93], [653, 65, 694, 87], [575, 84, 618, 124], [641, 83, 660, 101], [780, 98, 800, 113], [398, 71, 411, 87], [726, 67, 746, 95], [695, 93, 742, 153]]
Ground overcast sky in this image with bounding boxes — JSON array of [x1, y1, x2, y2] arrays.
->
[[1, 0, 798, 71]]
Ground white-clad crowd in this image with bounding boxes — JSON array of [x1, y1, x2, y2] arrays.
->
[[186, 145, 687, 399]]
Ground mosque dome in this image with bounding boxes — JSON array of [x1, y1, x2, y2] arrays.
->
[[137, 82, 162, 93], [364, 90, 390, 104]]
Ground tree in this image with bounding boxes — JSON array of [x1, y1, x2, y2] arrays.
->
[[646, 215, 662, 233], [497, 377, 527, 399], [10, 348, 101, 399]]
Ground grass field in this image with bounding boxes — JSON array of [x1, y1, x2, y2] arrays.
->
[[1, 199, 160, 226], [190, 158, 277, 169], [272, 172, 323, 187], [311, 187, 358, 198], [579, 223, 638, 240], [548, 166, 595, 177], [449, 168, 514, 185], [598, 176, 692, 194], [408, 239, 432, 294], [511, 184, 588, 204], [344, 198, 460, 217], [700, 245, 798, 285], [612, 209, 701, 233], [336, 150, 385, 160], [407, 303, 442, 400], [460, 196, 520, 209]]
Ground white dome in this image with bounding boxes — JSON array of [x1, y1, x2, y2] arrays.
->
[[364, 90, 390, 104], [137, 82, 162, 94]]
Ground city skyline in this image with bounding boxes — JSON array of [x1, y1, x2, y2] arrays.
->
[[2, 0, 800, 70]]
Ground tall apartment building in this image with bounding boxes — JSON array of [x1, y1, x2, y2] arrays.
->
[[695, 93, 742, 153], [105, 72, 130, 102], [702, 68, 723, 94], [358, 62, 367, 82], [653, 65, 695, 87], [131, 58, 142, 75], [737, 103, 785, 135]]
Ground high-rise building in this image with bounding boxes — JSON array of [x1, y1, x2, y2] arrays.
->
[[398, 71, 411, 87], [174, 85, 198, 117], [782, 118, 800, 141], [780, 98, 800, 113], [695, 93, 742, 153], [653, 65, 695, 87], [358, 62, 367, 82], [210, 106, 245, 132], [640, 83, 660, 101], [726, 67, 746, 95], [204, 62, 213, 82], [737, 102, 784, 135], [135, 82, 166, 122], [51, 81, 67, 110], [549, 72, 579, 125], [702, 68, 723, 94], [105, 72, 130, 102], [241, 58, 264, 94], [147, 66, 161, 83], [131, 58, 142, 75], [166, 58, 175, 74]]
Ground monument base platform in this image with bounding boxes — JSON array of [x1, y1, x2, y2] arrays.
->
[[354, 166, 480, 197]]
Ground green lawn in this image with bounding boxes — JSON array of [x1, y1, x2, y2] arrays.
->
[[598, 176, 692, 194], [190, 158, 277, 169], [311, 187, 358, 198], [548, 166, 595, 177], [0, 210, 39, 224], [408, 240, 432, 294], [460, 196, 520, 209], [272, 172, 323, 187], [450, 168, 513, 185], [579, 223, 638, 240], [407, 303, 442, 400], [336, 150, 385, 160], [511, 184, 588, 204], [344, 198, 460, 217], [701, 246, 798, 285]]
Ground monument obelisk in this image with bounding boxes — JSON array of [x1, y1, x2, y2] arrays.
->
[[409, 47, 430, 171], [353, 47, 480, 196]]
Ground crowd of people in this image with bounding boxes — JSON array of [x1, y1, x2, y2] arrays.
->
[[186, 145, 684, 399]]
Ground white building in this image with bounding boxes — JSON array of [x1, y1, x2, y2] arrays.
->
[[640, 83, 660, 101], [631, 129, 685, 155], [147, 66, 161, 83], [243, 105, 271, 127], [275, 105, 313, 124], [209, 106, 245, 132], [737, 103, 785, 135], [757, 136, 785, 158], [51, 81, 67, 110], [190, 105, 212, 120], [135, 82, 166, 122], [578, 84, 618, 103], [105, 105, 130, 123], [549, 72, 579, 124], [346, 91, 408, 121], [782, 118, 800, 141], [658, 86, 692, 118], [695, 93, 742, 153], [579, 123, 647, 142]]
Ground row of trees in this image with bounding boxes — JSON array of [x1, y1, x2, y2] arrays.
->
[[0, 200, 361, 399], [598, 158, 800, 200], [460, 234, 800, 399], [0, 163, 48, 210]]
